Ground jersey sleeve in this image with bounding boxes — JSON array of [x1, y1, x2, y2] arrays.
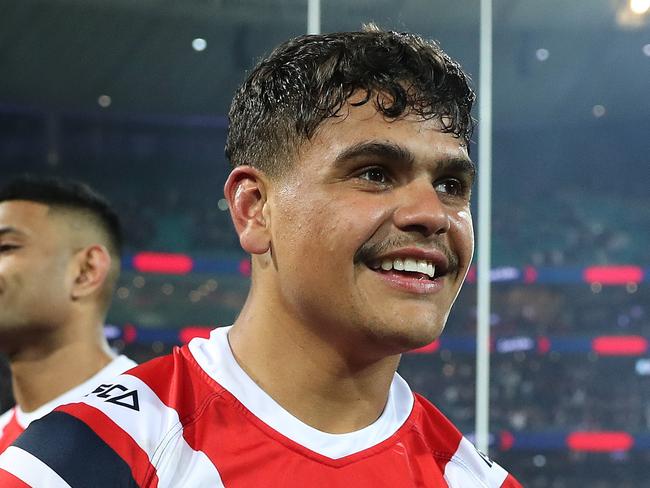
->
[[0, 369, 167, 488], [412, 394, 522, 488], [0, 353, 225, 488], [0, 410, 140, 487], [442, 436, 523, 488]]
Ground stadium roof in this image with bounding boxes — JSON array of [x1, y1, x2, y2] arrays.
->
[[0, 0, 648, 131]]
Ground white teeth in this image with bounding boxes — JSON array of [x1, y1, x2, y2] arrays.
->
[[404, 258, 417, 272], [375, 257, 437, 278]]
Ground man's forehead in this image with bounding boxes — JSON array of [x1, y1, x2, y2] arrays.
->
[[324, 98, 459, 140], [0, 200, 51, 222], [0, 200, 52, 237], [0, 201, 95, 257], [319, 105, 469, 159], [0, 200, 70, 236]]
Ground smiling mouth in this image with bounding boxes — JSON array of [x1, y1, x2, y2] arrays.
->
[[367, 257, 444, 281]]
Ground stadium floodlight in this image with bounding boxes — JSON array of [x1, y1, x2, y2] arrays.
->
[[192, 38, 207, 52], [630, 0, 650, 15], [97, 94, 111, 108]]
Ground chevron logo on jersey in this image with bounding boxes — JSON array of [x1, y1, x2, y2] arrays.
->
[[87, 384, 140, 411]]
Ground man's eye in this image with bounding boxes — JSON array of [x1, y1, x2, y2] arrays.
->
[[358, 167, 388, 184], [0, 244, 18, 253], [434, 178, 465, 196]]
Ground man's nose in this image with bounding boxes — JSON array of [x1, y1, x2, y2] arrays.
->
[[392, 181, 451, 237]]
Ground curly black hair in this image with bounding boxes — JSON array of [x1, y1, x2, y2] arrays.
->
[[226, 24, 475, 177]]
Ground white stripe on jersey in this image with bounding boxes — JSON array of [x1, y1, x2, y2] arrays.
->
[[80, 373, 225, 488], [443, 437, 509, 488], [0, 446, 71, 488]]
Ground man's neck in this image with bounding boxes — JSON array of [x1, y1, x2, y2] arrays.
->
[[10, 334, 115, 413], [228, 305, 401, 434]]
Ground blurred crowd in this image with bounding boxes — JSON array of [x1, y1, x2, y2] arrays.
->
[[399, 352, 650, 434], [492, 190, 650, 267]]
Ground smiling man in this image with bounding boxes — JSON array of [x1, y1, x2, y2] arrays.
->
[[0, 27, 521, 487], [0, 176, 136, 456]]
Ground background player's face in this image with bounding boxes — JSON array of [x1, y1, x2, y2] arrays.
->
[[267, 99, 475, 359], [0, 201, 76, 352]]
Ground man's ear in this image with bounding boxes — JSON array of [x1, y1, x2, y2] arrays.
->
[[224, 166, 271, 255], [71, 245, 111, 301]]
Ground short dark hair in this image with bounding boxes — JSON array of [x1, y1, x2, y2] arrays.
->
[[0, 174, 122, 258], [226, 24, 475, 177]]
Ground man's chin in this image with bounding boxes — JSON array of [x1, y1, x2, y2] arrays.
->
[[364, 322, 444, 356], [400, 330, 443, 353]]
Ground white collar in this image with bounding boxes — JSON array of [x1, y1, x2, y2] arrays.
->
[[188, 326, 414, 459], [15, 355, 136, 428]]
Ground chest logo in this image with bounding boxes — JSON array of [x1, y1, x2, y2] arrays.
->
[[88, 383, 140, 411]]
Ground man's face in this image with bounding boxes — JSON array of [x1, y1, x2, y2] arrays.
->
[[266, 101, 475, 357], [0, 201, 75, 351]]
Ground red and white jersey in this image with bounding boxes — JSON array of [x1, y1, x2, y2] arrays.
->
[[0, 355, 136, 455], [0, 327, 521, 487]]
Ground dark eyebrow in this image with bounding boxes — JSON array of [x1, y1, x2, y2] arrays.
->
[[334, 141, 415, 166], [0, 226, 25, 237], [334, 139, 476, 183], [437, 157, 477, 184]]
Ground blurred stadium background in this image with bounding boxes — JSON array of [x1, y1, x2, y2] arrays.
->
[[1, 0, 649, 485]]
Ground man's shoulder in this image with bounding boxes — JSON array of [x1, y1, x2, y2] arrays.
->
[[0, 346, 227, 486], [412, 393, 522, 488], [66, 345, 209, 427], [412, 392, 465, 450]]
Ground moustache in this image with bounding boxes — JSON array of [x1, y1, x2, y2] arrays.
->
[[353, 236, 459, 272]]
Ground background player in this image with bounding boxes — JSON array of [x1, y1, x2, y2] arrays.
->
[[0, 27, 521, 486], [0, 175, 135, 453]]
